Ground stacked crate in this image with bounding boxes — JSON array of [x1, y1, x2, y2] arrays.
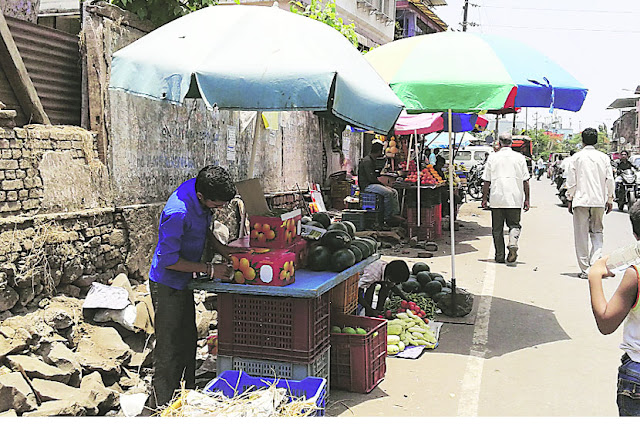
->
[[406, 204, 442, 241]]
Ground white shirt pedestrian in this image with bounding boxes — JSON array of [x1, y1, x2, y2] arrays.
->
[[482, 147, 530, 208], [566, 146, 614, 207]]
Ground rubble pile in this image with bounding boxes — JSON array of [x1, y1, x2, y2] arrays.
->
[[0, 274, 218, 416]]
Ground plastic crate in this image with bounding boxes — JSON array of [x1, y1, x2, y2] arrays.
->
[[330, 273, 360, 315], [216, 345, 330, 386], [217, 292, 330, 363], [204, 370, 327, 417], [404, 186, 442, 208], [341, 210, 366, 231], [406, 204, 442, 241], [360, 192, 381, 210], [330, 314, 387, 394]]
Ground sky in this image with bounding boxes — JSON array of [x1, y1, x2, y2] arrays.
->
[[432, 0, 640, 133]]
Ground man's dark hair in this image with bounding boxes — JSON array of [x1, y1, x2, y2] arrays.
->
[[371, 142, 384, 155], [195, 165, 236, 202], [384, 260, 410, 283], [569, 150, 576, 156], [434, 148, 440, 155], [581, 128, 598, 146], [630, 200, 640, 237], [621, 150, 630, 156]]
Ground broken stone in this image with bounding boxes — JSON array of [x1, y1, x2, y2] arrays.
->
[[44, 305, 75, 330], [31, 378, 85, 402], [56, 284, 81, 298], [0, 311, 11, 322], [122, 333, 153, 370], [0, 285, 18, 312], [119, 368, 142, 389], [22, 399, 87, 417], [81, 371, 119, 413], [0, 409, 17, 416], [74, 324, 132, 375], [196, 310, 216, 340], [61, 257, 84, 286], [38, 342, 82, 387], [0, 372, 38, 414], [15, 286, 35, 307], [408, 237, 419, 247], [73, 275, 98, 288], [0, 328, 30, 359], [6, 355, 72, 384]]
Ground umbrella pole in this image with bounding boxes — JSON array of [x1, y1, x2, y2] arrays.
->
[[248, 111, 261, 178], [415, 129, 421, 228], [448, 109, 457, 315], [401, 137, 413, 216]]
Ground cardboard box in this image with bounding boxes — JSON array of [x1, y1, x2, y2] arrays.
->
[[230, 248, 296, 286], [287, 238, 309, 269], [236, 179, 302, 249]]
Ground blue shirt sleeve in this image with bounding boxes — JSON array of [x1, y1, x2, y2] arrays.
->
[[154, 211, 186, 270]]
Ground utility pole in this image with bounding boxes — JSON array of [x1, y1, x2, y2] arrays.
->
[[462, 0, 469, 32]]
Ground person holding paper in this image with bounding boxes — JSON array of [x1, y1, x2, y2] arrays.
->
[[148, 165, 244, 408]]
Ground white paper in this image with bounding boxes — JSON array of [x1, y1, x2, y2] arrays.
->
[[226, 125, 237, 161], [83, 282, 131, 310], [268, 130, 277, 146]]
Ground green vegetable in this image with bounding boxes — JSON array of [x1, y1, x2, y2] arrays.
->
[[388, 335, 400, 345], [355, 327, 367, 335], [331, 326, 342, 333], [342, 327, 356, 334], [387, 344, 400, 355], [387, 324, 403, 335]]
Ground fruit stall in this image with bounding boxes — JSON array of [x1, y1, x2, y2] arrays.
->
[[188, 179, 391, 404]]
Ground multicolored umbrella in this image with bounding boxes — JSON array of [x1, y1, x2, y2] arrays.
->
[[365, 32, 588, 114], [394, 111, 484, 135]]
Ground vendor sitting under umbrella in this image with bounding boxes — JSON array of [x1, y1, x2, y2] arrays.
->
[[357, 142, 406, 227], [358, 259, 410, 317]]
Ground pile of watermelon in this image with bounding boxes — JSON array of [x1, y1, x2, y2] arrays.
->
[[303, 212, 379, 272], [400, 261, 454, 303]]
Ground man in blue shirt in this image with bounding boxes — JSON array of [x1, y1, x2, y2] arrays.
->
[[148, 165, 243, 408]]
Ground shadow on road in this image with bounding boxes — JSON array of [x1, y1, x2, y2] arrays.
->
[[434, 296, 570, 359], [326, 386, 389, 417]]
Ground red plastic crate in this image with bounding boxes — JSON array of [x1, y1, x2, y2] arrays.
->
[[218, 292, 330, 363], [330, 314, 387, 393], [330, 273, 360, 315], [406, 204, 442, 240]]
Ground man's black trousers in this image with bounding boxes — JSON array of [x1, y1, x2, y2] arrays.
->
[[149, 280, 197, 407]]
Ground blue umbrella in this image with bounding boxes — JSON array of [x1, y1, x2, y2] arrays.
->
[[108, 4, 404, 136]]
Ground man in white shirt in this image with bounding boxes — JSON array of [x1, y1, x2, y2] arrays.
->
[[565, 128, 615, 279], [481, 132, 531, 264]]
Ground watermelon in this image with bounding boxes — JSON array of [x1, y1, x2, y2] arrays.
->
[[308, 245, 332, 271], [415, 271, 432, 285], [301, 216, 312, 224], [412, 262, 430, 275], [328, 222, 350, 234], [355, 237, 376, 256], [331, 248, 356, 272], [306, 220, 326, 229], [401, 278, 420, 293], [342, 221, 356, 238], [320, 229, 352, 250], [349, 244, 363, 263], [350, 240, 371, 258], [423, 280, 443, 296], [312, 212, 331, 229], [361, 237, 379, 252]]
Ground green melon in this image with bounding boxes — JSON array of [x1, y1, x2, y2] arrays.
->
[[424, 280, 443, 296], [401, 278, 420, 293], [312, 212, 331, 229], [342, 221, 357, 238], [412, 262, 430, 275], [361, 237, 379, 252], [331, 326, 342, 333], [355, 327, 367, 335], [349, 244, 363, 263], [320, 229, 352, 250], [355, 237, 376, 256], [301, 216, 312, 225], [415, 271, 432, 285], [342, 327, 356, 334], [328, 222, 350, 234], [331, 248, 357, 272], [306, 220, 326, 229], [350, 240, 370, 258], [307, 245, 332, 271]]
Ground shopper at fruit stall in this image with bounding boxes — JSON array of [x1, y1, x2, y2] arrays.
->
[[428, 148, 437, 166], [481, 132, 530, 264], [357, 259, 410, 316], [357, 142, 405, 226], [147, 165, 247, 408], [587, 202, 640, 416]]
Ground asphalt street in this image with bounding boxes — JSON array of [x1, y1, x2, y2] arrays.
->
[[327, 175, 633, 417]]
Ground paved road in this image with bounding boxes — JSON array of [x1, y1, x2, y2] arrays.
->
[[328, 175, 632, 416]]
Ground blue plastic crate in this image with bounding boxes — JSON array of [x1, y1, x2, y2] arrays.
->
[[360, 192, 381, 210], [204, 370, 327, 417]]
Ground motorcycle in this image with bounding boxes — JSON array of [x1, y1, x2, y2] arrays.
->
[[466, 163, 485, 200], [615, 169, 639, 212], [554, 167, 568, 206]]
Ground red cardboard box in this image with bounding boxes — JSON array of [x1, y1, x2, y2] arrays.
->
[[236, 179, 301, 249], [287, 238, 309, 269], [230, 248, 296, 286], [248, 211, 301, 249]]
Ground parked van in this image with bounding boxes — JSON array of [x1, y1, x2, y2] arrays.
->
[[440, 145, 493, 170]]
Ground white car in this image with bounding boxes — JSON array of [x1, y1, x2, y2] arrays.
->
[[440, 145, 493, 170]]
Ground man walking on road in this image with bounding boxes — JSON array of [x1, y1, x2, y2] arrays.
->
[[566, 127, 615, 279], [481, 132, 530, 264]]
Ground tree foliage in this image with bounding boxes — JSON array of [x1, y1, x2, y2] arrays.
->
[[109, 0, 218, 27], [290, 0, 359, 48]]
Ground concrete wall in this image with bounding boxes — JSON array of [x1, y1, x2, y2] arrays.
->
[[0, 0, 40, 22]]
